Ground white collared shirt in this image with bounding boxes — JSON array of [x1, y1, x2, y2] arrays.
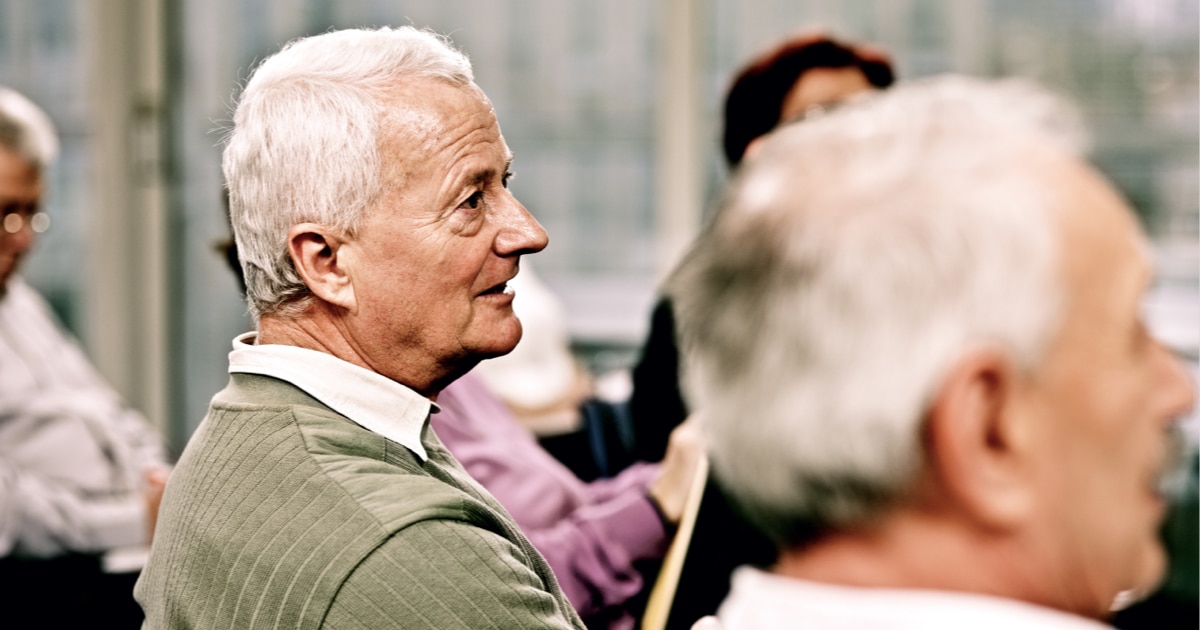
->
[[0, 278, 169, 562], [228, 331, 433, 461], [714, 566, 1113, 629]]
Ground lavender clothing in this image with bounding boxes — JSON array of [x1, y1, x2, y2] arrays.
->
[[432, 372, 668, 629]]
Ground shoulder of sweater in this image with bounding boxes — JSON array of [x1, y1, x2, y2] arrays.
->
[[197, 396, 514, 539], [333, 516, 587, 630]]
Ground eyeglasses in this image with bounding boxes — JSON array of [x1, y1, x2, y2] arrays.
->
[[2, 208, 50, 235]]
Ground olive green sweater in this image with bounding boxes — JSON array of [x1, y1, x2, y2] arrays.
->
[[135, 373, 584, 629]]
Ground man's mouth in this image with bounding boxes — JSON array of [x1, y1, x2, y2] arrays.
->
[[480, 282, 512, 297]]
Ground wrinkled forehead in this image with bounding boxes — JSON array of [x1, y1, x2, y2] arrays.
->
[[1046, 151, 1152, 320], [0, 144, 41, 189], [1054, 153, 1147, 257], [378, 79, 499, 153]]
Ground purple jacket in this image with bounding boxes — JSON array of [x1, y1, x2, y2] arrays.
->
[[432, 372, 668, 629]]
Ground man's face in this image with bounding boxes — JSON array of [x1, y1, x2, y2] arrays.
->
[[743, 66, 875, 162], [340, 79, 548, 391], [779, 66, 874, 123], [1022, 153, 1195, 617], [0, 146, 41, 293]]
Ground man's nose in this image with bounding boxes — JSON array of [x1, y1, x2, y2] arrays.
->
[[2, 221, 37, 253], [495, 194, 548, 256], [1158, 344, 1197, 424]]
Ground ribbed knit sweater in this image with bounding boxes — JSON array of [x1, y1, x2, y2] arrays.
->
[[135, 373, 584, 629]]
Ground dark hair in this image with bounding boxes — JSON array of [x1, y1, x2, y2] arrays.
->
[[722, 35, 895, 167], [215, 185, 246, 296]]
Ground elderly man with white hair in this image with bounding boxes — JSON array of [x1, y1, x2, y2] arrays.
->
[[136, 27, 592, 629], [670, 75, 1196, 629]]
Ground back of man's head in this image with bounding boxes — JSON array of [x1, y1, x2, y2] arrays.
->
[[674, 73, 1198, 619], [675, 74, 1088, 544], [223, 26, 474, 320]]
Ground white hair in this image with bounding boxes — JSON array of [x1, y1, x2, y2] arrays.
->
[[670, 74, 1090, 545], [0, 86, 59, 170], [223, 26, 474, 320]]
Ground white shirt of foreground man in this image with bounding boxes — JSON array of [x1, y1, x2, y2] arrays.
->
[[669, 74, 1196, 630]]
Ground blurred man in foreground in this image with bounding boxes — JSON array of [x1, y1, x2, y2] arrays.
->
[[0, 87, 169, 627], [136, 27, 584, 629], [671, 74, 1196, 629]]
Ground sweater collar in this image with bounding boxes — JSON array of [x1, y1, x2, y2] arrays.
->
[[228, 331, 434, 461]]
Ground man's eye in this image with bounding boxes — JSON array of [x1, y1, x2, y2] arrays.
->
[[502, 171, 514, 188], [461, 191, 483, 210]]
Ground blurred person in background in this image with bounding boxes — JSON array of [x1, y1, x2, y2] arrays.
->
[[625, 32, 897, 628], [671, 74, 1196, 629], [630, 29, 895, 466], [136, 26, 585, 629], [0, 86, 170, 628], [722, 29, 895, 168]]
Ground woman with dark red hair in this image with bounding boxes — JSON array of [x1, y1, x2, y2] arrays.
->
[[631, 31, 896, 470], [721, 32, 894, 167]]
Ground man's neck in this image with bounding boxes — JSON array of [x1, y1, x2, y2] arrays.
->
[[257, 311, 359, 362], [254, 307, 468, 400], [773, 509, 1043, 601]]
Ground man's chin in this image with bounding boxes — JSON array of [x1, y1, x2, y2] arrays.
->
[[470, 321, 524, 359], [1134, 540, 1168, 594], [1109, 541, 1168, 614]]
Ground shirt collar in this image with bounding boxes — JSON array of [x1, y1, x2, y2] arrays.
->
[[723, 567, 1112, 629], [228, 331, 433, 461]]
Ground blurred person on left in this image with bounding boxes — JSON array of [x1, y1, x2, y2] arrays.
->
[[0, 86, 170, 628]]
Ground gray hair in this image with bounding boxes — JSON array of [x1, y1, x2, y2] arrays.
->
[[671, 74, 1089, 545], [0, 87, 59, 171], [223, 26, 474, 320]]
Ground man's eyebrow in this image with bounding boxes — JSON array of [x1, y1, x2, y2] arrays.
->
[[467, 158, 514, 186]]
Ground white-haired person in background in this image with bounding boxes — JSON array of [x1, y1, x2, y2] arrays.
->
[[135, 26, 590, 629], [670, 74, 1196, 629], [0, 87, 170, 627]]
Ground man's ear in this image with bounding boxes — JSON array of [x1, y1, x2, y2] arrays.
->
[[922, 348, 1034, 531], [287, 222, 356, 311]]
